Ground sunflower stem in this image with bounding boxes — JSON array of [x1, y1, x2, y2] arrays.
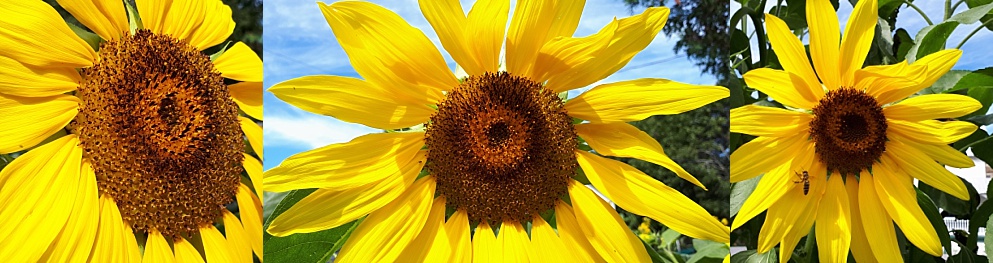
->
[[905, 0, 934, 25], [945, 0, 952, 20], [956, 17, 993, 49], [957, 133, 993, 152]]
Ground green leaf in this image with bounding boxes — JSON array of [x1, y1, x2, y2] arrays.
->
[[66, 23, 102, 51], [878, 0, 906, 18], [730, 175, 761, 218], [986, 215, 993, 263], [923, 70, 971, 94], [968, 179, 993, 252], [662, 228, 683, 247], [917, 187, 954, 255], [125, 0, 143, 33], [966, 0, 993, 31], [730, 249, 776, 263], [908, 2, 993, 62], [644, 238, 670, 263], [686, 239, 730, 263], [893, 28, 915, 60], [948, 240, 981, 262], [262, 189, 362, 263], [968, 114, 993, 126]]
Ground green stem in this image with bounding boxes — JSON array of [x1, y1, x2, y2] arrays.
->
[[946, 0, 952, 20], [951, 0, 967, 14], [958, 133, 993, 152], [661, 247, 681, 263], [956, 18, 993, 49], [905, 0, 935, 25]]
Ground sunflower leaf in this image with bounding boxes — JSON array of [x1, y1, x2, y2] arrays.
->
[[66, 23, 102, 51], [916, 187, 954, 256], [730, 175, 761, 218], [642, 238, 669, 263], [686, 239, 730, 263], [262, 189, 362, 263], [125, 0, 143, 33], [729, 248, 776, 263]]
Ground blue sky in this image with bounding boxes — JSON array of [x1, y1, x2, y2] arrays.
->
[[261, 0, 717, 169]]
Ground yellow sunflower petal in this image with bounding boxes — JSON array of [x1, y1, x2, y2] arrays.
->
[[399, 197, 449, 261], [846, 174, 878, 263], [888, 119, 977, 145], [88, 195, 142, 262], [874, 158, 943, 256], [243, 154, 262, 195], [565, 78, 729, 123], [886, 140, 969, 200], [0, 55, 81, 97], [263, 132, 425, 192], [506, 0, 585, 78], [222, 210, 253, 262], [859, 70, 929, 106], [535, 19, 616, 84], [235, 184, 263, 259], [884, 94, 981, 121], [741, 68, 821, 109], [576, 122, 705, 189], [472, 222, 498, 263], [913, 49, 963, 91], [140, 0, 234, 50], [763, 13, 821, 97], [185, 0, 235, 50], [544, 7, 669, 92], [730, 105, 812, 137], [730, 135, 809, 182], [201, 226, 234, 263], [446, 210, 472, 263], [806, 0, 841, 90], [143, 230, 176, 263], [464, 0, 509, 74], [531, 216, 576, 262], [498, 222, 531, 262], [419, 0, 471, 74], [213, 42, 262, 82], [336, 176, 436, 263], [857, 61, 923, 97], [554, 202, 605, 262], [568, 180, 650, 262], [229, 82, 262, 120], [732, 142, 816, 231], [838, 0, 877, 86], [0, 94, 79, 154], [240, 116, 262, 160], [319, 1, 454, 100], [815, 175, 852, 263], [268, 76, 436, 130], [266, 152, 423, 236], [0, 135, 81, 262], [173, 238, 206, 263], [39, 159, 99, 263], [577, 151, 729, 243], [893, 135, 974, 168], [859, 172, 904, 260], [756, 160, 823, 254], [57, 0, 128, 40], [0, 1, 96, 67]]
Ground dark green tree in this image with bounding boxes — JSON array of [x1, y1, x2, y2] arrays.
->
[[616, 0, 731, 230]]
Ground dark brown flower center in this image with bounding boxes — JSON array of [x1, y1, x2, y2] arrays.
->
[[74, 30, 243, 238], [426, 72, 576, 224], [810, 88, 887, 175]]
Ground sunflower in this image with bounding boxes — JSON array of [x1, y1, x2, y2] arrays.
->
[[265, 0, 729, 261], [730, 0, 980, 261], [0, 0, 263, 261]]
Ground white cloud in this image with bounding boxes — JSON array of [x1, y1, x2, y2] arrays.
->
[[263, 108, 376, 150]]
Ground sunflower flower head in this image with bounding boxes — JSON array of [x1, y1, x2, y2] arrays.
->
[[0, 0, 263, 261], [730, 0, 981, 262], [265, 0, 730, 262]]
